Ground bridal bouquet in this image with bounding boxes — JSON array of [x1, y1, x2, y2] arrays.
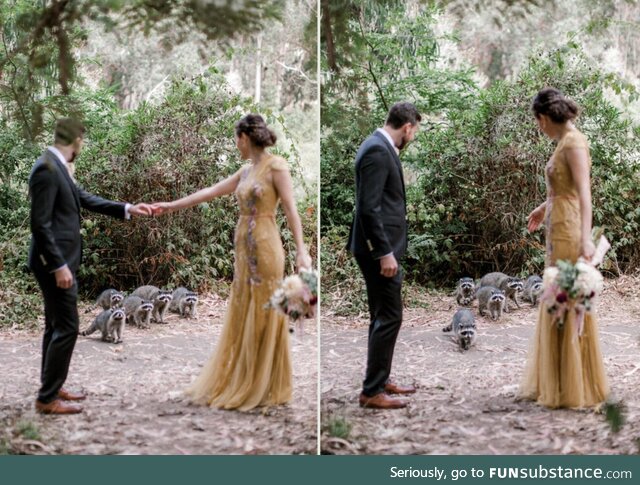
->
[[541, 235, 609, 336], [268, 268, 318, 325]]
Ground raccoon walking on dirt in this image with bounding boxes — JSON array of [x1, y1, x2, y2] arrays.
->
[[478, 272, 523, 312], [169, 287, 198, 318], [455, 277, 476, 306], [522, 275, 544, 306], [81, 308, 126, 343], [123, 295, 153, 328], [131, 285, 173, 323], [476, 286, 506, 321], [84, 288, 124, 313], [443, 309, 477, 351]]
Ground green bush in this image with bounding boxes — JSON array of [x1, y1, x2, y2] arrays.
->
[[321, 33, 640, 311], [0, 71, 317, 327]]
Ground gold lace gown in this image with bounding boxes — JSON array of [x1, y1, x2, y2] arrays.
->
[[520, 129, 609, 409], [185, 155, 292, 411]]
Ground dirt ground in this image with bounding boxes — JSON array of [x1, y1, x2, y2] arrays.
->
[[321, 276, 640, 455], [0, 294, 317, 455]]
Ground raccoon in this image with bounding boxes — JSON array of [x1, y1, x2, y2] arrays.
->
[[81, 308, 126, 343], [443, 309, 477, 351], [455, 277, 476, 306], [84, 288, 124, 313], [131, 285, 173, 323], [522, 275, 544, 306], [169, 287, 198, 318], [123, 295, 154, 328], [477, 286, 506, 321], [478, 272, 524, 313]]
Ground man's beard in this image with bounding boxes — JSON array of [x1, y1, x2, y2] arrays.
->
[[397, 134, 411, 151], [69, 150, 79, 163]]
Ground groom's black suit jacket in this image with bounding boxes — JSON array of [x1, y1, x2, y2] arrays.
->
[[348, 130, 407, 261], [28, 149, 126, 275]]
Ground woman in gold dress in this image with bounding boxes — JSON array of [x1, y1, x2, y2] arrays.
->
[[520, 87, 609, 409], [153, 114, 312, 411]]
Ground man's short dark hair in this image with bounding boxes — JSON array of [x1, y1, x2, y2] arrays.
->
[[54, 118, 85, 145], [385, 102, 421, 129]]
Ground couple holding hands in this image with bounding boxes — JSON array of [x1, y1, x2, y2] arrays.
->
[[29, 114, 311, 415]]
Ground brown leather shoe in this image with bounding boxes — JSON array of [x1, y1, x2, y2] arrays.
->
[[384, 382, 417, 395], [57, 388, 86, 401], [35, 399, 83, 415], [359, 392, 407, 409]]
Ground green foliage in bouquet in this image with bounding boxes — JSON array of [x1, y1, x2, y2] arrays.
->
[[556, 260, 581, 300]]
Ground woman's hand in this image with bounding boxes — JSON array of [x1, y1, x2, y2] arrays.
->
[[296, 249, 313, 272], [527, 204, 546, 232], [150, 202, 174, 216], [581, 238, 596, 262]]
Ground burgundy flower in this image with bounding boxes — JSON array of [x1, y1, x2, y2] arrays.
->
[[556, 292, 568, 303]]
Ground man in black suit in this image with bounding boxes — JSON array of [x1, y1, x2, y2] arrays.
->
[[28, 118, 152, 414], [348, 102, 421, 409]]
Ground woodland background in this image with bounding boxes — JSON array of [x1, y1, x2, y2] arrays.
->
[[321, 0, 640, 314], [0, 0, 318, 328]]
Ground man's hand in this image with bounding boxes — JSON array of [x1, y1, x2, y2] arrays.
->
[[55, 266, 74, 289], [129, 203, 154, 217], [379, 253, 398, 278]]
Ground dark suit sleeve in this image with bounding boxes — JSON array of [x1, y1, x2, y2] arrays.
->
[[357, 145, 393, 259], [29, 164, 67, 271], [76, 186, 127, 219]]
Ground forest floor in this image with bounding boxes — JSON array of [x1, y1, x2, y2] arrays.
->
[[321, 275, 640, 455], [0, 294, 317, 455]]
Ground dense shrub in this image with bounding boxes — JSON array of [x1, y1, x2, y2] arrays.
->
[[321, 41, 640, 312], [0, 71, 317, 327]]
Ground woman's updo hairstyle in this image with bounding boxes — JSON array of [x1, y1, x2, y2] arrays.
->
[[235, 114, 277, 148], [531, 87, 580, 123]]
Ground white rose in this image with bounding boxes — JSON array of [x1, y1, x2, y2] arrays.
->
[[282, 275, 305, 298], [543, 266, 559, 287]]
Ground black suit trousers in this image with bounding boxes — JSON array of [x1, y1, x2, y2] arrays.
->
[[355, 254, 403, 397], [33, 269, 80, 403]]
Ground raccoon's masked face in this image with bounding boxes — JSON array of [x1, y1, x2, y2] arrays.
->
[[490, 292, 505, 303], [460, 279, 475, 293], [112, 309, 125, 321], [507, 278, 524, 292], [158, 291, 173, 303], [140, 302, 154, 313], [111, 294, 123, 306], [532, 282, 543, 295]]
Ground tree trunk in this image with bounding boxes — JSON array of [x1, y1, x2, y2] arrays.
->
[[321, 0, 337, 72], [255, 33, 262, 103]]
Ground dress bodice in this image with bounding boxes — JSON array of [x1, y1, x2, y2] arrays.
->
[[235, 155, 288, 216]]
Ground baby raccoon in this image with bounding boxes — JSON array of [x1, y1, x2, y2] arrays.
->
[[123, 295, 154, 328], [479, 272, 524, 312], [443, 309, 477, 351], [131, 285, 173, 323], [169, 287, 198, 318], [477, 286, 506, 321], [522, 275, 544, 306], [84, 288, 124, 313], [455, 277, 476, 306], [81, 308, 126, 343]]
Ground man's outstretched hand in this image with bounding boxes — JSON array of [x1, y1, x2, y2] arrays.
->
[[129, 203, 154, 217]]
